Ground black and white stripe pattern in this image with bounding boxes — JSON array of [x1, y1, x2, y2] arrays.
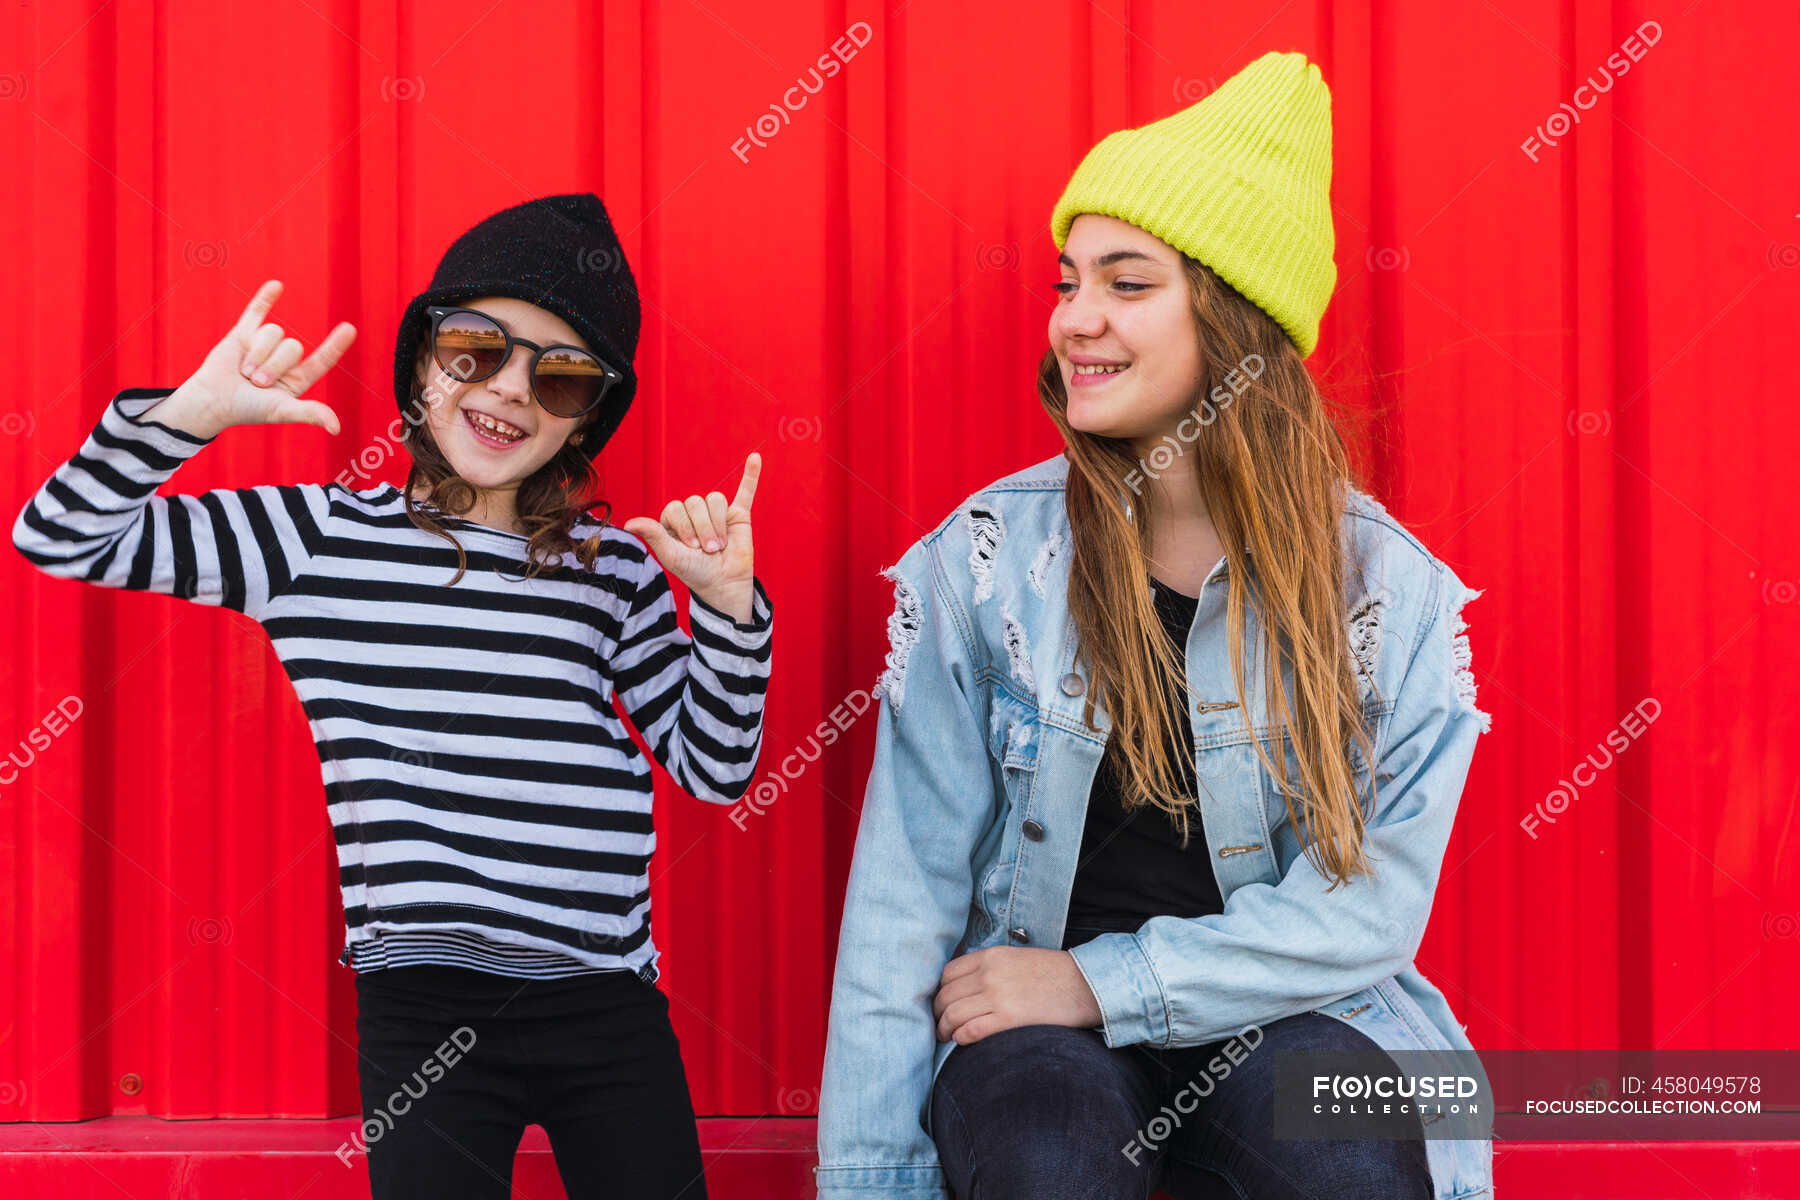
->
[[13, 388, 773, 982]]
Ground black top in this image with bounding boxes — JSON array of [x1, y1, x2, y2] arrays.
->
[[1062, 575, 1224, 949]]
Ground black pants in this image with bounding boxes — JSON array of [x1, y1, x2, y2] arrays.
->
[[932, 926, 1432, 1200], [351, 963, 708, 1200], [929, 1013, 1433, 1200]]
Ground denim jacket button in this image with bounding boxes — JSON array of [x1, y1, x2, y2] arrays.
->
[[1059, 671, 1085, 696], [1008, 926, 1031, 944], [1021, 819, 1045, 841]]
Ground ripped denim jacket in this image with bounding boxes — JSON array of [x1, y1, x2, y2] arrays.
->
[[815, 452, 1494, 1200]]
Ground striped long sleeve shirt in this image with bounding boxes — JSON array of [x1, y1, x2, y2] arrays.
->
[[12, 387, 774, 983]]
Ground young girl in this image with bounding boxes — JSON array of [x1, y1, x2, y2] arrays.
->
[[12, 193, 772, 1200], [816, 53, 1492, 1200]]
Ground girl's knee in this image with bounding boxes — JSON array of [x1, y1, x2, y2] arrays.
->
[[933, 1023, 1125, 1105], [931, 1026, 1160, 1198], [1221, 1010, 1386, 1095]]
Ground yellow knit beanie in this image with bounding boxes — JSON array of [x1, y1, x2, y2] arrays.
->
[[1050, 50, 1336, 357]]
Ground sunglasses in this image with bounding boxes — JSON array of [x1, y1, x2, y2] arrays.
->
[[425, 305, 624, 419]]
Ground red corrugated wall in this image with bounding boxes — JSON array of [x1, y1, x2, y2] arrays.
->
[[2, 0, 1796, 1123]]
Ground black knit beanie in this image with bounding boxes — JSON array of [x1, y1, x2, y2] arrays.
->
[[392, 193, 641, 461]]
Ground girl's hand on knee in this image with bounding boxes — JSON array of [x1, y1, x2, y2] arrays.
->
[[931, 947, 1104, 1044], [623, 453, 762, 622]]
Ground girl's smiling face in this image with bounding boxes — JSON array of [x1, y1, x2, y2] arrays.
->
[[412, 296, 594, 489], [1049, 214, 1205, 444]]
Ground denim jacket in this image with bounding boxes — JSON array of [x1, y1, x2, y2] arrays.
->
[[816, 452, 1494, 1200]]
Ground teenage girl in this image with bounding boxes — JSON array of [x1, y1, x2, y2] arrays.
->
[[816, 53, 1491, 1200], [13, 194, 773, 1200]]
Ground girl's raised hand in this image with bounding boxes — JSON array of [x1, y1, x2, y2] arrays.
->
[[623, 453, 762, 620], [172, 279, 356, 439]]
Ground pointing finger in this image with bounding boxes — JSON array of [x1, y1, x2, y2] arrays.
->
[[233, 279, 283, 343], [731, 451, 762, 513]]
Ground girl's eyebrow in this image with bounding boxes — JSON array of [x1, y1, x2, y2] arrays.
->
[[1057, 249, 1164, 270]]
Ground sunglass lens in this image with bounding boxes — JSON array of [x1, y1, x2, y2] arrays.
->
[[433, 311, 509, 381], [534, 348, 609, 418]]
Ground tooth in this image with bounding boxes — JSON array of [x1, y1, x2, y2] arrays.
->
[[473, 413, 522, 437], [471, 412, 523, 439]]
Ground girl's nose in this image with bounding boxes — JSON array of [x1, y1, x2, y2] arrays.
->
[[1055, 284, 1106, 341], [487, 348, 535, 404]]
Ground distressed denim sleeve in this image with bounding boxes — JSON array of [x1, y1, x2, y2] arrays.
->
[[815, 538, 995, 1200], [1068, 563, 1491, 1049]]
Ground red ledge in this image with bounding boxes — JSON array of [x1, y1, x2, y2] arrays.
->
[[2, 1117, 1797, 1198]]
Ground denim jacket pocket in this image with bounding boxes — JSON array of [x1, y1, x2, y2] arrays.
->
[[987, 682, 1042, 798], [970, 856, 1013, 944], [975, 684, 1042, 939]]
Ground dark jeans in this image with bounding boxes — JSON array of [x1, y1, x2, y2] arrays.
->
[[352, 963, 707, 1200], [928, 1008, 1432, 1200]]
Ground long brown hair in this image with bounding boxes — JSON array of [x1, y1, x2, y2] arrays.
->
[[398, 353, 613, 587], [1039, 257, 1380, 888]]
